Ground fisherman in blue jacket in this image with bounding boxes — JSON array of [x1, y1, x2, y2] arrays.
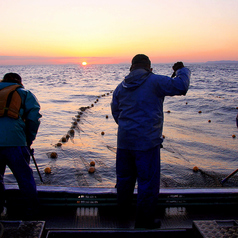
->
[[111, 54, 191, 228], [0, 73, 42, 218]]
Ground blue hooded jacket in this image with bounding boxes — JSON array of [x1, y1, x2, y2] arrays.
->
[[111, 67, 191, 151], [0, 82, 42, 147]]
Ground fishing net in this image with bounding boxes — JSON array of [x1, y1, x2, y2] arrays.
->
[[43, 91, 238, 189]]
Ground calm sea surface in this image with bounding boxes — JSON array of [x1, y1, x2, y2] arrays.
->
[[1, 63, 238, 188]]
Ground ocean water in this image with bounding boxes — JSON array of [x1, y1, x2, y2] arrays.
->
[[1, 63, 238, 188]]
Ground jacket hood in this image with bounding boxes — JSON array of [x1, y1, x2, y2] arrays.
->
[[0, 82, 23, 90], [122, 69, 152, 89]]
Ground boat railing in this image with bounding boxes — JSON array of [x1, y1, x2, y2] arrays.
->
[[5, 185, 238, 209]]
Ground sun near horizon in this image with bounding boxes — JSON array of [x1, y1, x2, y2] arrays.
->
[[1, 1, 238, 66]]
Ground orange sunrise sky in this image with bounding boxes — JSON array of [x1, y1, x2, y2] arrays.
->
[[0, 0, 238, 65]]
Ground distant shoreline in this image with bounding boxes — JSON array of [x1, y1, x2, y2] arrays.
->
[[205, 60, 238, 64]]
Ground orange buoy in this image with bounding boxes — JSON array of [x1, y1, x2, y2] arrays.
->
[[90, 161, 95, 166], [208, 120, 211, 123], [88, 167, 95, 173], [80, 107, 86, 111], [198, 111, 202, 113], [61, 137, 67, 142], [232, 134, 236, 138], [106, 115, 109, 119], [101, 131, 105, 135], [69, 129, 74, 134], [193, 166, 199, 172], [44, 167, 51, 174], [50, 152, 57, 158]]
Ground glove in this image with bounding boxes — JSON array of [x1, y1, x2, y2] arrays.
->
[[171, 62, 184, 77], [173, 62, 184, 71]]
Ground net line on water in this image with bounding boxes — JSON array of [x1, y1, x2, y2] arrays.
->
[[75, 100, 117, 154], [161, 136, 238, 188], [78, 107, 224, 188], [78, 115, 117, 155], [75, 115, 117, 170], [49, 91, 115, 186], [60, 148, 103, 185], [49, 89, 237, 188], [65, 149, 90, 187]]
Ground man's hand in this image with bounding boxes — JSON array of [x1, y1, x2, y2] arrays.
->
[[171, 62, 184, 77], [172, 62, 184, 71]]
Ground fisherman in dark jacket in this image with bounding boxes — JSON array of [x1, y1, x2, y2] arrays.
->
[[0, 73, 42, 218], [111, 54, 191, 228]]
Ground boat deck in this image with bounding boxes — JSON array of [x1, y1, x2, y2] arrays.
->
[[1, 186, 238, 237]]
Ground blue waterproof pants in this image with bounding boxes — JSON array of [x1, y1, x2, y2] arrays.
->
[[116, 145, 160, 223], [0, 146, 38, 214]]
